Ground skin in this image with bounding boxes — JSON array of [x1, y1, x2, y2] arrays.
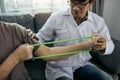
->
[[93, 37, 106, 50], [70, 0, 94, 24]]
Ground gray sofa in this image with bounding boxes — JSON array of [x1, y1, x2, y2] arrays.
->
[[0, 13, 120, 80]]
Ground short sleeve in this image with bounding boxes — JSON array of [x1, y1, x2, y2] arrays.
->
[[13, 23, 40, 52]]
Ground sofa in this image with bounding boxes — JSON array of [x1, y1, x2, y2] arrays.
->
[[0, 13, 120, 80]]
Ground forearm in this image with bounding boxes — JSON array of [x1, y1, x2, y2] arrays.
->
[[35, 40, 92, 61], [49, 41, 92, 60], [0, 52, 19, 79], [0, 44, 34, 79]]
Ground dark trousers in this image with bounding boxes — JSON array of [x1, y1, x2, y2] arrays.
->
[[56, 65, 113, 80]]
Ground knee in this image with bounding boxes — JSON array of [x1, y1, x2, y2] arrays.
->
[[104, 74, 113, 80]]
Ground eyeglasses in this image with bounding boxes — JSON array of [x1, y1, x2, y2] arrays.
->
[[71, 0, 90, 9]]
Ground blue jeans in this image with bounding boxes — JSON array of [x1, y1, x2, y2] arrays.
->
[[56, 65, 113, 80], [74, 65, 113, 80]]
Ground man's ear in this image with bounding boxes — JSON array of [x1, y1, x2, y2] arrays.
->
[[89, 0, 96, 6]]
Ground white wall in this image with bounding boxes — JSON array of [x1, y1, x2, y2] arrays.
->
[[103, 0, 120, 41]]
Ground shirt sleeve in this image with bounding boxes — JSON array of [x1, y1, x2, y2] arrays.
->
[[13, 23, 40, 53], [36, 14, 55, 42], [97, 18, 115, 55]]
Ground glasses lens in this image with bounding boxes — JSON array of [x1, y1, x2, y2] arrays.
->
[[71, 0, 90, 9]]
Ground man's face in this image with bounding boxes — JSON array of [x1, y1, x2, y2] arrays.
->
[[70, 0, 91, 19]]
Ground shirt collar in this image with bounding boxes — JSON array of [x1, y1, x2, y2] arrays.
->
[[87, 10, 94, 22], [62, 8, 71, 16], [62, 8, 94, 23]]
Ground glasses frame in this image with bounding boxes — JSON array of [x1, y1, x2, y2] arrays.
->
[[71, 0, 90, 9]]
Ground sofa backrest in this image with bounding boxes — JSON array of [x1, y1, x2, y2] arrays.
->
[[34, 13, 51, 33], [0, 13, 35, 32]]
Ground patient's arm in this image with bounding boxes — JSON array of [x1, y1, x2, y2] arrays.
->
[[0, 44, 33, 79], [34, 34, 102, 61]]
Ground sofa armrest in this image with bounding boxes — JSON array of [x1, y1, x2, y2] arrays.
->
[[91, 38, 120, 74]]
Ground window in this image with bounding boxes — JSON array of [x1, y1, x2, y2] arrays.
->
[[3, 0, 68, 14]]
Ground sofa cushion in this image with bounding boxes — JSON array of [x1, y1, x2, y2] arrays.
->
[[0, 14, 35, 32], [34, 13, 51, 33], [24, 60, 46, 80], [91, 38, 120, 74]]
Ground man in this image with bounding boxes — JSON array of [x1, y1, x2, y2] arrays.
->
[[34, 0, 114, 80], [0, 21, 101, 80]]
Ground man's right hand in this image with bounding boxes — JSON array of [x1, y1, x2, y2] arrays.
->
[[26, 29, 39, 40], [13, 44, 34, 61]]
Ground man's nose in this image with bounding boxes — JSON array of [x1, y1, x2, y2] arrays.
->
[[73, 5, 80, 10], [73, 5, 83, 10]]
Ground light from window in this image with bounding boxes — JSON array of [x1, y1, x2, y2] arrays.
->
[[4, 0, 69, 14]]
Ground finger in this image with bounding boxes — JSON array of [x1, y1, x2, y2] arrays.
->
[[96, 47, 105, 51], [26, 54, 33, 60], [34, 35, 39, 40], [30, 55, 33, 59], [92, 32, 99, 37], [94, 43, 103, 46], [93, 44, 106, 50], [31, 46, 34, 50], [92, 33, 105, 39], [92, 32, 98, 35], [98, 38, 106, 42], [93, 46, 103, 50], [30, 33, 39, 40], [26, 29, 32, 32], [31, 33, 36, 38], [24, 44, 34, 49], [28, 31, 33, 36], [27, 45, 34, 50]]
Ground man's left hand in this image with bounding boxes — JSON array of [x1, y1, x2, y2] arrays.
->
[[92, 34, 106, 51]]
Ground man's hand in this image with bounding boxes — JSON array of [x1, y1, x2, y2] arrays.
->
[[13, 44, 34, 61], [92, 33, 106, 51], [26, 29, 39, 40]]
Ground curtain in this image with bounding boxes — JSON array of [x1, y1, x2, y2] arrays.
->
[[0, 0, 6, 13], [92, 0, 104, 17]]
